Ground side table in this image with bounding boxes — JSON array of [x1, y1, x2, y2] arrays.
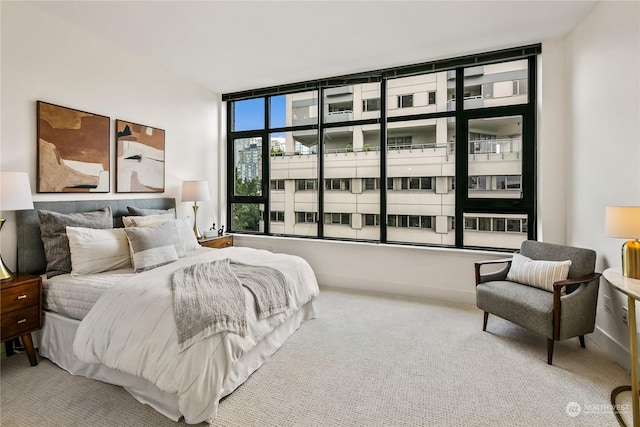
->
[[1, 273, 43, 366], [605, 267, 640, 427]]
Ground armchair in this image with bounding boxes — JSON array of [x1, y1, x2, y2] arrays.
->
[[475, 240, 601, 365]]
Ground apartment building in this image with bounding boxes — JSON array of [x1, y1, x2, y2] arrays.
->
[[235, 59, 529, 249]]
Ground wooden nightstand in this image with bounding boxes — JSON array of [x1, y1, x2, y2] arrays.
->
[[199, 235, 233, 249], [1, 273, 42, 366]]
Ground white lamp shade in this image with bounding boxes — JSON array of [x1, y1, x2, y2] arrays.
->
[[0, 171, 34, 211], [181, 180, 210, 202], [605, 206, 640, 239]]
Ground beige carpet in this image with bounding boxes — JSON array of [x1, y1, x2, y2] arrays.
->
[[0, 286, 633, 426]]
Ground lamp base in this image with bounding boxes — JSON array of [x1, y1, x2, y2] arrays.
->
[[0, 254, 14, 281], [192, 203, 202, 240], [622, 240, 640, 280]]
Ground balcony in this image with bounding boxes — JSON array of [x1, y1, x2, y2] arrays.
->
[[325, 110, 353, 123], [325, 86, 353, 97], [447, 95, 484, 111]]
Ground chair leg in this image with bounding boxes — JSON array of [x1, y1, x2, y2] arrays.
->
[[547, 338, 554, 365], [483, 312, 489, 331], [579, 335, 586, 348]]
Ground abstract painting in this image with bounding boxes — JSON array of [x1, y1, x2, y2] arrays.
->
[[37, 101, 110, 193], [116, 120, 165, 193]]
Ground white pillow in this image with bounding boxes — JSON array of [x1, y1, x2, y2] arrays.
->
[[175, 218, 200, 251], [123, 222, 178, 273], [506, 253, 572, 292], [66, 226, 132, 275], [123, 214, 186, 257]]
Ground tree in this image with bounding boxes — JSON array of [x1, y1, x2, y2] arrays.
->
[[233, 171, 261, 231]]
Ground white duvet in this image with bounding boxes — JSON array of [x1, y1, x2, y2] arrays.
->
[[73, 247, 319, 424]]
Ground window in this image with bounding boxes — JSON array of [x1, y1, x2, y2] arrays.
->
[[364, 214, 380, 226], [270, 211, 285, 222], [324, 212, 351, 225], [387, 136, 412, 149], [270, 180, 285, 190], [296, 179, 317, 191], [325, 178, 350, 191], [225, 45, 538, 249], [296, 212, 317, 223], [364, 178, 380, 190], [398, 94, 413, 108], [428, 91, 436, 105], [363, 98, 380, 112]]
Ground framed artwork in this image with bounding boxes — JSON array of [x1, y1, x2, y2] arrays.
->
[[37, 101, 110, 193], [116, 120, 165, 193]]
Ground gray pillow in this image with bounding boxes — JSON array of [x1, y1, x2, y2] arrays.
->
[[127, 206, 176, 217], [38, 207, 113, 278], [123, 221, 178, 272]]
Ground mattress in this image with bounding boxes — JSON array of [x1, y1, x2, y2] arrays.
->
[[43, 269, 135, 320]]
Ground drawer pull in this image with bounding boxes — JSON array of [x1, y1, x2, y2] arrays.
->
[[17, 295, 27, 300], [17, 319, 27, 324]]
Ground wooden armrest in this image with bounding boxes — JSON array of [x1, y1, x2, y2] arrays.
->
[[474, 258, 513, 266], [552, 272, 602, 290], [475, 258, 513, 285]]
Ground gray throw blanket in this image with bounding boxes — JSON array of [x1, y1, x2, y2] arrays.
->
[[172, 258, 289, 352]]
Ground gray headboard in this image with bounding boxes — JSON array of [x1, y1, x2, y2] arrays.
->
[[16, 198, 176, 275]]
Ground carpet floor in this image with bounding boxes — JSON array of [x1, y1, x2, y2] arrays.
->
[[0, 286, 633, 426]]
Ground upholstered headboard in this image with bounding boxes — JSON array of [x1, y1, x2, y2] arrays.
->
[[16, 198, 176, 275]]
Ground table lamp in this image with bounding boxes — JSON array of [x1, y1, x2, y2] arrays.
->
[[605, 206, 640, 279], [181, 180, 210, 239], [0, 172, 34, 280]]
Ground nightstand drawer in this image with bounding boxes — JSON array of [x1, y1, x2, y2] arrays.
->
[[1, 305, 40, 341], [1, 281, 40, 313]]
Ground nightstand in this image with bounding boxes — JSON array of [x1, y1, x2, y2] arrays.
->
[[1, 273, 42, 366], [199, 234, 233, 249]]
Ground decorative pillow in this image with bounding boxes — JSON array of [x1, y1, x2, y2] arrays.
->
[[123, 222, 178, 272], [506, 253, 572, 292], [127, 206, 176, 217], [123, 214, 184, 257], [66, 226, 131, 275], [122, 213, 174, 228], [175, 218, 200, 251], [38, 207, 113, 278]]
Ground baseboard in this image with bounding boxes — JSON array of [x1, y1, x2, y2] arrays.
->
[[590, 326, 632, 371], [316, 274, 476, 305]]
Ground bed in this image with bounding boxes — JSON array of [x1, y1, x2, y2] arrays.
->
[[16, 198, 319, 424]]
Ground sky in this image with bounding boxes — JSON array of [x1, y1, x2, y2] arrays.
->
[[233, 96, 286, 135]]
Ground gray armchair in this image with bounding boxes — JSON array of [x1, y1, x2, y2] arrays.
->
[[475, 240, 601, 365]]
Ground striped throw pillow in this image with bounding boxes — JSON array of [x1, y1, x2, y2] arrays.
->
[[506, 253, 572, 292], [123, 221, 178, 273]]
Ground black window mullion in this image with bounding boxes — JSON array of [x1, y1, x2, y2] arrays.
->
[[380, 79, 387, 243], [317, 88, 325, 238], [454, 67, 466, 247], [524, 55, 537, 241], [263, 100, 271, 235]]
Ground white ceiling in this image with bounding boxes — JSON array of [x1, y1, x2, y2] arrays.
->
[[30, 0, 597, 95]]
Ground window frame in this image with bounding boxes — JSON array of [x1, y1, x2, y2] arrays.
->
[[225, 45, 539, 250]]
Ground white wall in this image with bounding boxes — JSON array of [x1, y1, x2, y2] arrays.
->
[[565, 0, 640, 369], [0, 2, 221, 271]]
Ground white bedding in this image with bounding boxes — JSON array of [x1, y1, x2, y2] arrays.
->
[[72, 246, 319, 424], [43, 268, 135, 320]]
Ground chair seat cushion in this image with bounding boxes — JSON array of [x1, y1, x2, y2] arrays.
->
[[477, 280, 554, 338]]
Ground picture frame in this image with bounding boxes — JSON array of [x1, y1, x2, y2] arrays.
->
[[115, 119, 165, 193], [37, 101, 110, 193]]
